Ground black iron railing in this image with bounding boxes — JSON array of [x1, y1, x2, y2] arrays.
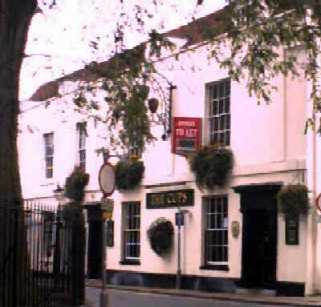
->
[[0, 201, 85, 307]]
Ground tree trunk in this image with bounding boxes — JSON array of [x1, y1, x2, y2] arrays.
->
[[0, 0, 37, 204], [0, 2, 36, 305]]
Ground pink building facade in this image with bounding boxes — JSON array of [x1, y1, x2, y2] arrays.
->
[[19, 11, 321, 296]]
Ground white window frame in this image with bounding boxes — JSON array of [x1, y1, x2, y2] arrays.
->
[[43, 132, 54, 178], [203, 195, 228, 266], [122, 202, 140, 262], [206, 78, 231, 146]]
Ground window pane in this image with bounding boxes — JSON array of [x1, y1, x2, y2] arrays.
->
[[226, 115, 231, 130], [79, 130, 86, 148], [45, 147, 53, 156], [214, 101, 219, 115], [218, 100, 223, 114], [212, 133, 218, 144], [225, 133, 230, 146], [223, 231, 228, 244], [219, 116, 225, 130], [224, 98, 230, 113], [46, 168, 53, 179], [213, 85, 218, 98], [219, 82, 224, 97], [223, 246, 228, 262], [79, 150, 86, 161]]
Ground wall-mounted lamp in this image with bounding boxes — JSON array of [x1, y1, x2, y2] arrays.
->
[[148, 98, 159, 114], [53, 184, 64, 202], [148, 84, 176, 141]]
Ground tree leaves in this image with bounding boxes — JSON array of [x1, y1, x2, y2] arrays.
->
[[210, 0, 321, 113]]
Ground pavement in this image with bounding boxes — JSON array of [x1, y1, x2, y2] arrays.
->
[[84, 279, 321, 307]]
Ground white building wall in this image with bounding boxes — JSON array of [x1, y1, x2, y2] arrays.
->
[[119, 43, 307, 284], [18, 41, 314, 293]]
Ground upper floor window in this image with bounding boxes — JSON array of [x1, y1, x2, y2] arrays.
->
[[43, 133, 54, 178], [206, 78, 231, 146], [203, 195, 228, 268], [77, 122, 87, 170]]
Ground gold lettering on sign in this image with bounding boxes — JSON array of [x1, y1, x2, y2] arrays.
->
[[147, 190, 193, 208], [151, 194, 164, 206], [166, 193, 175, 204], [177, 192, 187, 204]]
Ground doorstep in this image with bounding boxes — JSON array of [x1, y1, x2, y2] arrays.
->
[[235, 287, 277, 296]]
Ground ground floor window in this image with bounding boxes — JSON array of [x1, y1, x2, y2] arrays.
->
[[122, 202, 140, 263], [43, 211, 55, 257], [203, 195, 228, 269]]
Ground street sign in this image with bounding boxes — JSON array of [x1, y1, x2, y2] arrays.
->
[[98, 162, 115, 197], [175, 211, 185, 226]]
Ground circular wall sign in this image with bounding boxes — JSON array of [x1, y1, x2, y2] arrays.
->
[[98, 162, 115, 197]]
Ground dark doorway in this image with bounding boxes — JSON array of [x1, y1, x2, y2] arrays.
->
[[234, 185, 279, 289], [86, 205, 102, 279]]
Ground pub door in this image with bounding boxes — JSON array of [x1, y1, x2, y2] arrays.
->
[[86, 205, 102, 279], [236, 187, 279, 289]]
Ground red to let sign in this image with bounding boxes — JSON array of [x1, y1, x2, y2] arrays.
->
[[172, 117, 202, 155]]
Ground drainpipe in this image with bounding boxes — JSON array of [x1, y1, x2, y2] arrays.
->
[[306, 86, 317, 295], [311, 110, 317, 293], [283, 49, 287, 162], [169, 84, 177, 176]]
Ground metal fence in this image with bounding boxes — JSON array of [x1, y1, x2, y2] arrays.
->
[[0, 201, 85, 307]]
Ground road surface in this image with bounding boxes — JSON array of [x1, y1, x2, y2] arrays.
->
[[85, 287, 299, 307]]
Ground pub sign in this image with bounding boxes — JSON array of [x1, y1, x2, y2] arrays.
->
[[172, 117, 202, 155], [146, 189, 194, 209]]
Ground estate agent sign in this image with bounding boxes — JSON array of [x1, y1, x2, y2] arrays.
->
[[146, 189, 194, 209], [172, 117, 202, 155]]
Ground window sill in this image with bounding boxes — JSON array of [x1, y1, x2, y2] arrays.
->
[[119, 259, 141, 266], [40, 181, 55, 187], [199, 264, 229, 271]]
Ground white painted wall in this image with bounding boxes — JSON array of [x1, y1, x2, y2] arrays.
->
[[18, 41, 313, 292]]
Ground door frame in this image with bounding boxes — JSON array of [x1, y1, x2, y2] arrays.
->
[[233, 183, 281, 289]]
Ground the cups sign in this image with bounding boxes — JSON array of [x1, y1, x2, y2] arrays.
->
[[172, 117, 202, 155]]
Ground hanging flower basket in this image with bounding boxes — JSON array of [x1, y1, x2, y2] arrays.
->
[[189, 145, 233, 190], [277, 184, 309, 219], [64, 166, 90, 202], [147, 218, 174, 256], [115, 159, 145, 190]]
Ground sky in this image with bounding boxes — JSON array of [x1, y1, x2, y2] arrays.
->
[[20, 0, 226, 101]]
